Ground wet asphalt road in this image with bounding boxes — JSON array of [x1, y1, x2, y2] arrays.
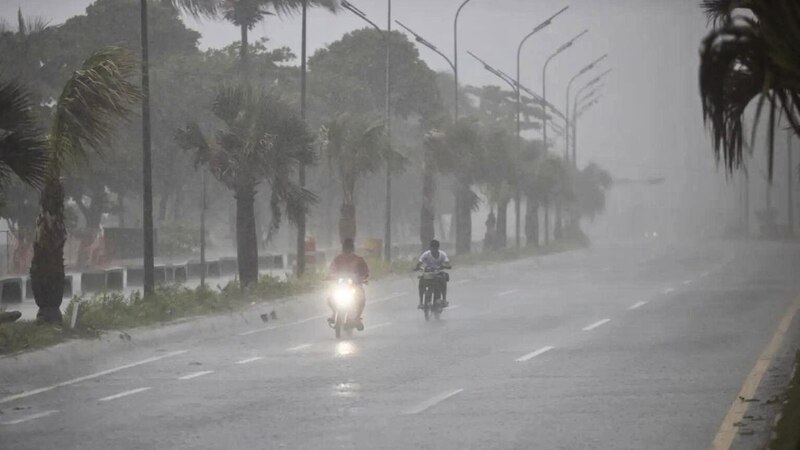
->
[[1, 238, 799, 450]]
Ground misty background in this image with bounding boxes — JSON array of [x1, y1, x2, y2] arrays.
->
[[1, 0, 749, 242]]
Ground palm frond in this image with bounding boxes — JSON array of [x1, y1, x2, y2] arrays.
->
[[165, 0, 220, 19], [0, 80, 47, 188], [50, 46, 141, 166]]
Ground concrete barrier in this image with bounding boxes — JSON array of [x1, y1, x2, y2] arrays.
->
[[206, 260, 221, 278], [127, 266, 144, 286], [154, 265, 167, 285], [81, 271, 106, 294], [105, 268, 124, 291], [173, 264, 188, 284], [1, 277, 23, 304], [63, 275, 73, 298], [219, 257, 238, 276]]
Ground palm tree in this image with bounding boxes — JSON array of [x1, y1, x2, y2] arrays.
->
[[699, 0, 800, 178], [0, 81, 48, 189], [30, 47, 141, 323], [216, 0, 336, 81], [321, 113, 389, 243], [481, 127, 519, 250], [177, 85, 316, 287]]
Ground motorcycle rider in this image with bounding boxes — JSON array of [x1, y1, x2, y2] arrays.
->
[[327, 238, 369, 330], [414, 239, 451, 309]]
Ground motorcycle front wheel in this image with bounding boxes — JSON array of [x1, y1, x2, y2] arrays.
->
[[334, 313, 344, 339]]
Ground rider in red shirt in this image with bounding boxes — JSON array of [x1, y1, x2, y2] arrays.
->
[[327, 238, 369, 329]]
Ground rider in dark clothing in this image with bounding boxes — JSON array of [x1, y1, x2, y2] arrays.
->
[[327, 238, 369, 329]]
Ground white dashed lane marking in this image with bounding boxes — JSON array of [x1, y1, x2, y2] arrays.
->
[[403, 389, 464, 415], [496, 290, 519, 297], [0, 350, 186, 405], [582, 319, 611, 331], [628, 301, 648, 310], [98, 387, 151, 402], [515, 346, 555, 362], [178, 371, 213, 380], [1, 410, 59, 426]]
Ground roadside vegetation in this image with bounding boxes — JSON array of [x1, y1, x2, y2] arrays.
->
[[0, 238, 584, 356]]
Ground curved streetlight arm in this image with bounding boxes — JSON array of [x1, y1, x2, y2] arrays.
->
[[341, 0, 384, 34], [468, 51, 519, 94], [517, 5, 569, 73], [396, 20, 455, 72], [565, 53, 607, 164], [543, 29, 589, 74]]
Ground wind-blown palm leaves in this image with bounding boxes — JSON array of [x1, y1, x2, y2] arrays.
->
[[216, 0, 336, 79], [699, 0, 800, 177], [30, 47, 140, 323], [0, 81, 47, 189], [177, 85, 316, 287], [321, 113, 391, 242]]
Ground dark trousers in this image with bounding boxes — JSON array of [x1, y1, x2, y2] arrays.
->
[[418, 277, 447, 303]]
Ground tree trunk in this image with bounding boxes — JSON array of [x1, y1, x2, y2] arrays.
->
[[119, 192, 125, 227], [240, 24, 249, 83], [30, 175, 66, 323], [339, 203, 356, 243], [544, 195, 550, 246], [420, 159, 435, 250], [496, 198, 509, 249], [525, 195, 539, 247], [235, 185, 258, 288], [454, 181, 472, 255]]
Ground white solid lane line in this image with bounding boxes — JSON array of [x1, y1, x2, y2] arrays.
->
[[98, 387, 151, 402], [628, 301, 648, 310], [1, 410, 59, 426], [496, 289, 519, 297], [286, 344, 312, 352], [582, 319, 611, 331], [515, 346, 555, 362], [662, 287, 675, 294], [178, 371, 214, 380], [0, 350, 187, 405], [403, 389, 464, 415], [236, 356, 265, 364]]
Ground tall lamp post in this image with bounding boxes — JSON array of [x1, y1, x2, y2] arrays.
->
[[512, 6, 568, 248], [542, 29, 588, 156], [341, 0, 393, 261], [454, 0, 476, 120], [396, 21, 456, 91], [572, 68, 611, 165], [566, 54, 607, 166]]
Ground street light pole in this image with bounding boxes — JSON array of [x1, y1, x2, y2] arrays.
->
[[454, 0, 475, 120], [572, 68, 611, 166], [341, 0, 392, 261], [514, 6, 568, 248], [542, 29, 588, 158], [566, 54, 607, 167]]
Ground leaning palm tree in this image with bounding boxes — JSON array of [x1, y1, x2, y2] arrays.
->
[[177, 85, 316, 288], [30, 47, 140, 323], [699, 0, 800, 178], [322, 113, 390, 243], [0, 80, 47, 189]]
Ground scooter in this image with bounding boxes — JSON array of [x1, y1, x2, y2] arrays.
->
[[327, 278, 363, 339], [418, 270, 447, 321]]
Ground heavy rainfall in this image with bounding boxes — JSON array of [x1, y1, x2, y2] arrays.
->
[[0, 0, 799, 449]]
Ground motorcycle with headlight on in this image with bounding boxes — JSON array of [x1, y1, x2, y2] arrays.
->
[[327, 278, 363, 339]]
